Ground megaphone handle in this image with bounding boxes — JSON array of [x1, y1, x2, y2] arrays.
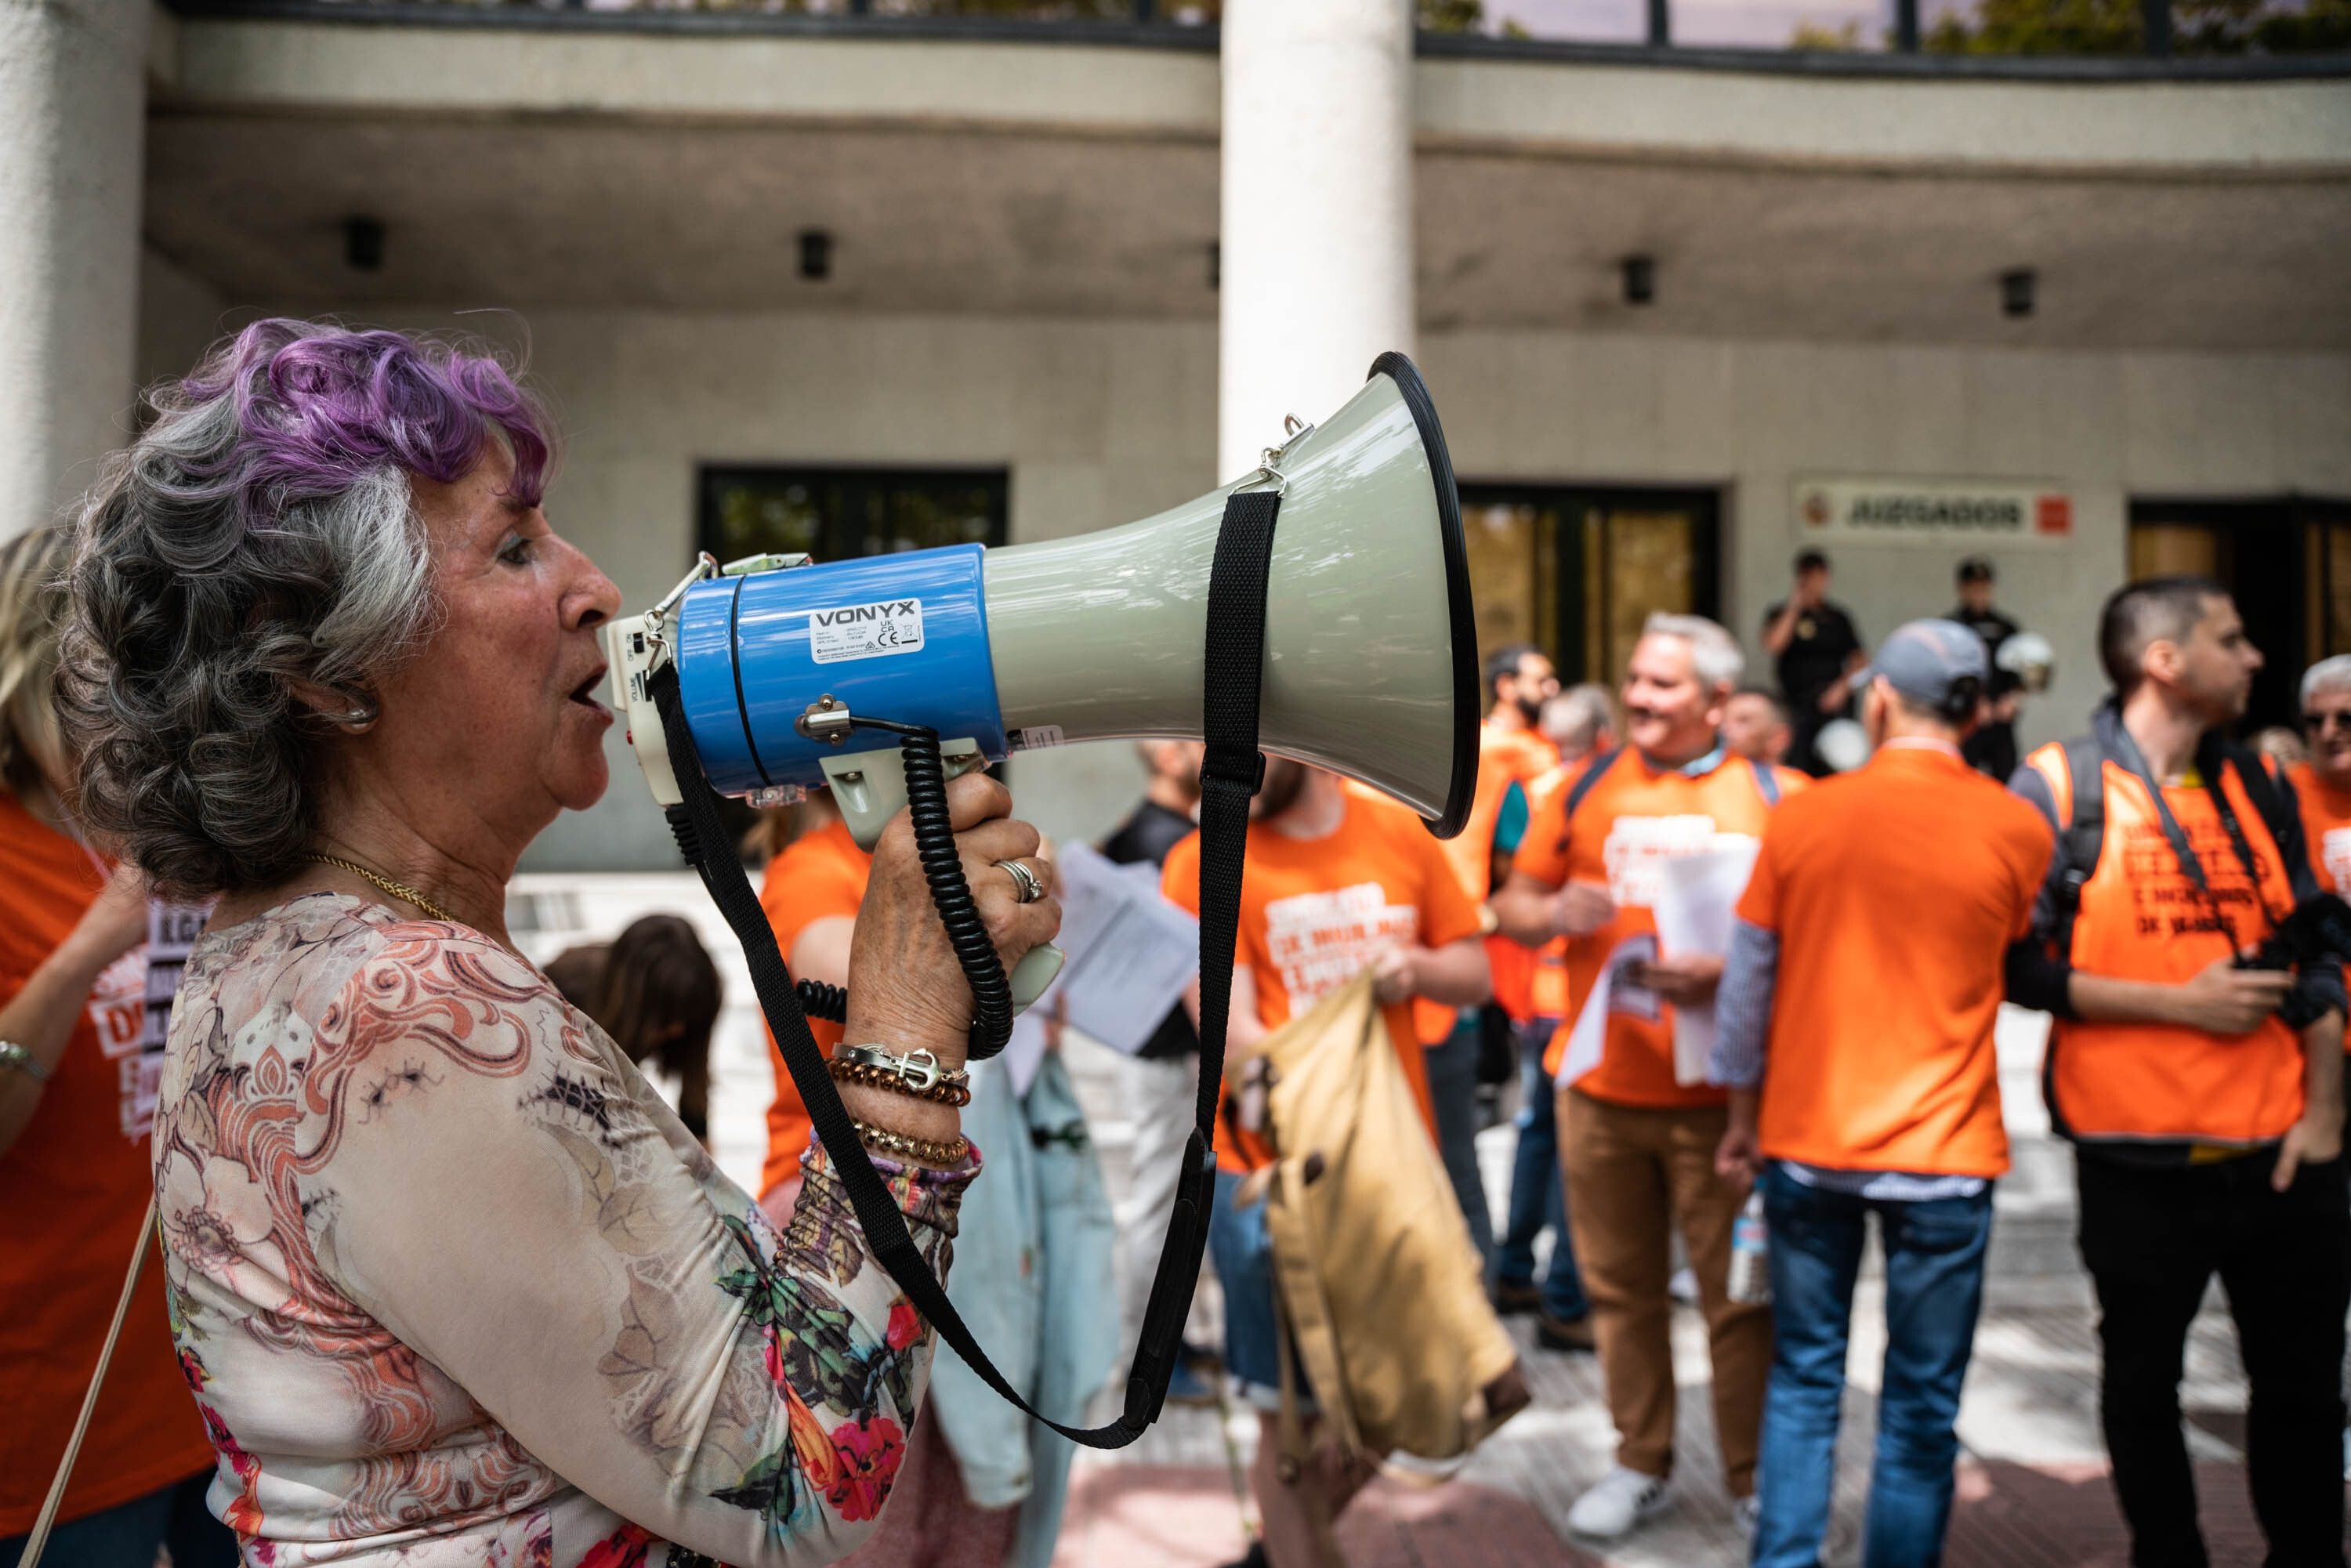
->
[[1010, 943, 1065, 1012]]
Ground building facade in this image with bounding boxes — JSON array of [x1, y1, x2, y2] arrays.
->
[[12, 0, 2350, 867]]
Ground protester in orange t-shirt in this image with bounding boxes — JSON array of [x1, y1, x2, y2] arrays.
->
[[1161, 759, 1487, 1568], [0, 527, 227, 1563], [2291, 657, 2351, 899], [752, 795, 871, 1222], [1493, 614, 1803, 1542], [1708, 620, 2052, 1568]]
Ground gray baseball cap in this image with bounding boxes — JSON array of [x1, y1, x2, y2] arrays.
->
[[1862, 618, 1989, 707]]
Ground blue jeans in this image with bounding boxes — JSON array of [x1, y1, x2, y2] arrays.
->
[[1425, 1015, 1496, 1270], [0, 1470, 236, 1568], [1751, 1163, 1994, 1568], [1494, 1019, 1588, 1320], [1208, 1168, 1288, 1400]]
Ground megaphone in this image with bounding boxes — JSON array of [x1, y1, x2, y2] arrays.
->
[[607, 352, 1480, 1004]]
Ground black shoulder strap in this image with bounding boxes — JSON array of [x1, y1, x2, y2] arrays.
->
[[1562, 744, 1624, 824], [645, 487, 1279, 1449], [2052, 736, 2106, 948], [2226, 742, 2298, 853]]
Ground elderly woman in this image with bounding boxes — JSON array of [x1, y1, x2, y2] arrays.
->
[[59, 319, 1056, 1566]]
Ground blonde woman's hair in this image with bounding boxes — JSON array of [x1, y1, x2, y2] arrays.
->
[[0, 526, 72, 798]]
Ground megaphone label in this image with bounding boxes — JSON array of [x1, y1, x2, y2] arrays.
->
[[808, 599, 927, 664], [1007, 725, 1067, 753]]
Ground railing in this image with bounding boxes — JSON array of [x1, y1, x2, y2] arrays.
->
[[168, 0, 2351, 66]]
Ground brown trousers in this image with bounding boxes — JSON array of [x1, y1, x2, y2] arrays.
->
[[1559, 1088, 1770, 1495]]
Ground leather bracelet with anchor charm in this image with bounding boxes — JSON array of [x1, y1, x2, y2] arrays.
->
[[827, 1045, 973, 1107]]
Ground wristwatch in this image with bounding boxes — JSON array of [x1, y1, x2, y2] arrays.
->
[[0, 1041, 49, 1083]]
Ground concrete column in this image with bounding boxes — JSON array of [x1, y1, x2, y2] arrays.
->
[[1218, 0, 1415, 479], [0, 0, 150, 538]]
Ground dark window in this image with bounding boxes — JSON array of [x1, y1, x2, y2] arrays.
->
[[697, 466, 1008, 565]]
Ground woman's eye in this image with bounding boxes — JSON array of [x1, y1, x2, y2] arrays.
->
[[500, 538, 534, 567]]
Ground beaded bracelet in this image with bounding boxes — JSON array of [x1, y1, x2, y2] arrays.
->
[[850, 1118, 970, 1168], [827, 1045, 973, 1107]]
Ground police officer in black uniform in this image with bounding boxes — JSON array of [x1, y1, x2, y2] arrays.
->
[[1762, 549, 1864, 777], [1951, 556, 2023, 781]]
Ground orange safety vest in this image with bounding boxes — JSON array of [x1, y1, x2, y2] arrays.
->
[[2026, 740, 2307, 1148]]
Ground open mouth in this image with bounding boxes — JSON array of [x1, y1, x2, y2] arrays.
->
[[569, 667, 609, 712]]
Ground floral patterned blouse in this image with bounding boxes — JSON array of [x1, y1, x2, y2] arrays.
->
[[154, 893, 974, 1566]]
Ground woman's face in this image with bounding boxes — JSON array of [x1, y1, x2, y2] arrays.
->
[[369, 447, 621, 846]]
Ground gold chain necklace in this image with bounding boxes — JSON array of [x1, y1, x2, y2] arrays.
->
[[306, 853, 458, 924]]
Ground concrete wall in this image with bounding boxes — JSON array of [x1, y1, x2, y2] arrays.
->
[[132, 273, 2351, 871]]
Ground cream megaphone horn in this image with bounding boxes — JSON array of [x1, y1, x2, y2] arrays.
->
[[606, 352, 1480, 1011]]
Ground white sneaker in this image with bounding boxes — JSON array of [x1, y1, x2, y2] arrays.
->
[[1566, 1465, 1669, 1540], [1733, 1493, 1762, 1539]]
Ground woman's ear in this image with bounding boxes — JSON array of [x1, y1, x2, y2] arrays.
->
[[288, 678, 379, 733]]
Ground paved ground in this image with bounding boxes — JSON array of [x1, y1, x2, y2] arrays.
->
[[509, 875, 2339, 1568], [1046, 1005, 2330, 1568]]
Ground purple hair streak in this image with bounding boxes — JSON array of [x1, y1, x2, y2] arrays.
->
[[182, 319, 556, 527]]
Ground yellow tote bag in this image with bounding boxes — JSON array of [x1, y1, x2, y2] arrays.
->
[[1248, 972, 1527, 1465]]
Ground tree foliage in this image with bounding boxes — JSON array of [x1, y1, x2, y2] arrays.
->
[[1919, 0, 2351, 53]]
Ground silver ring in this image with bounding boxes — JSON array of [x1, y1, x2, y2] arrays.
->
[[995, 858, 1047, 905]]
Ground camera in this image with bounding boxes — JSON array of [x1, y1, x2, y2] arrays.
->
[[2239, 893, 2351, 1027]]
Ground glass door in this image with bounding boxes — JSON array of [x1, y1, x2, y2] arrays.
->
[[1458, 485, 1722, 687]]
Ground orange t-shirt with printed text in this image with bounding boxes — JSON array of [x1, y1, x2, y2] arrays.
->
[[1737, 745, 2052, 1177], [2288, 761, 2351, 899], [1161, 790, 1486, 1175], [0, 791, 215, 1533], [757, 818, 871, 1200], [1514, 748, 1807, 1108]]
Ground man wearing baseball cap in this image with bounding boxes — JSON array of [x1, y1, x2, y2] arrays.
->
[[1712, 620, 2054, 1568]]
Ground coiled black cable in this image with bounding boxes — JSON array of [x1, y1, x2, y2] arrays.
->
[[796, 978, 849, 1023], [880, 722, 1014, 1061]]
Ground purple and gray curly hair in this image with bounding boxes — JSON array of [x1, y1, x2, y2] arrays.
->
[[59, 318, 560, 900]]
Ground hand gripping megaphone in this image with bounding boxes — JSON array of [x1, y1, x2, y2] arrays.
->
[[607, 352, 1478, 1009], [606, 353, 1478, 1448]]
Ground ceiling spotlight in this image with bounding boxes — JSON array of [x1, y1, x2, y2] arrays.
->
[[344, 216, 386, 273], [799, 230, 833, 283], [2001, 267, 2036, 319], [1621, 255, 1656, 307]]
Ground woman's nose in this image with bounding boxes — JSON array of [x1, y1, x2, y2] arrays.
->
[[567, 545, 624, 630]]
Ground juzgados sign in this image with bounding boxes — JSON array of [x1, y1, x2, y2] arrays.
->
[[1795, 476, 2072, 546]]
